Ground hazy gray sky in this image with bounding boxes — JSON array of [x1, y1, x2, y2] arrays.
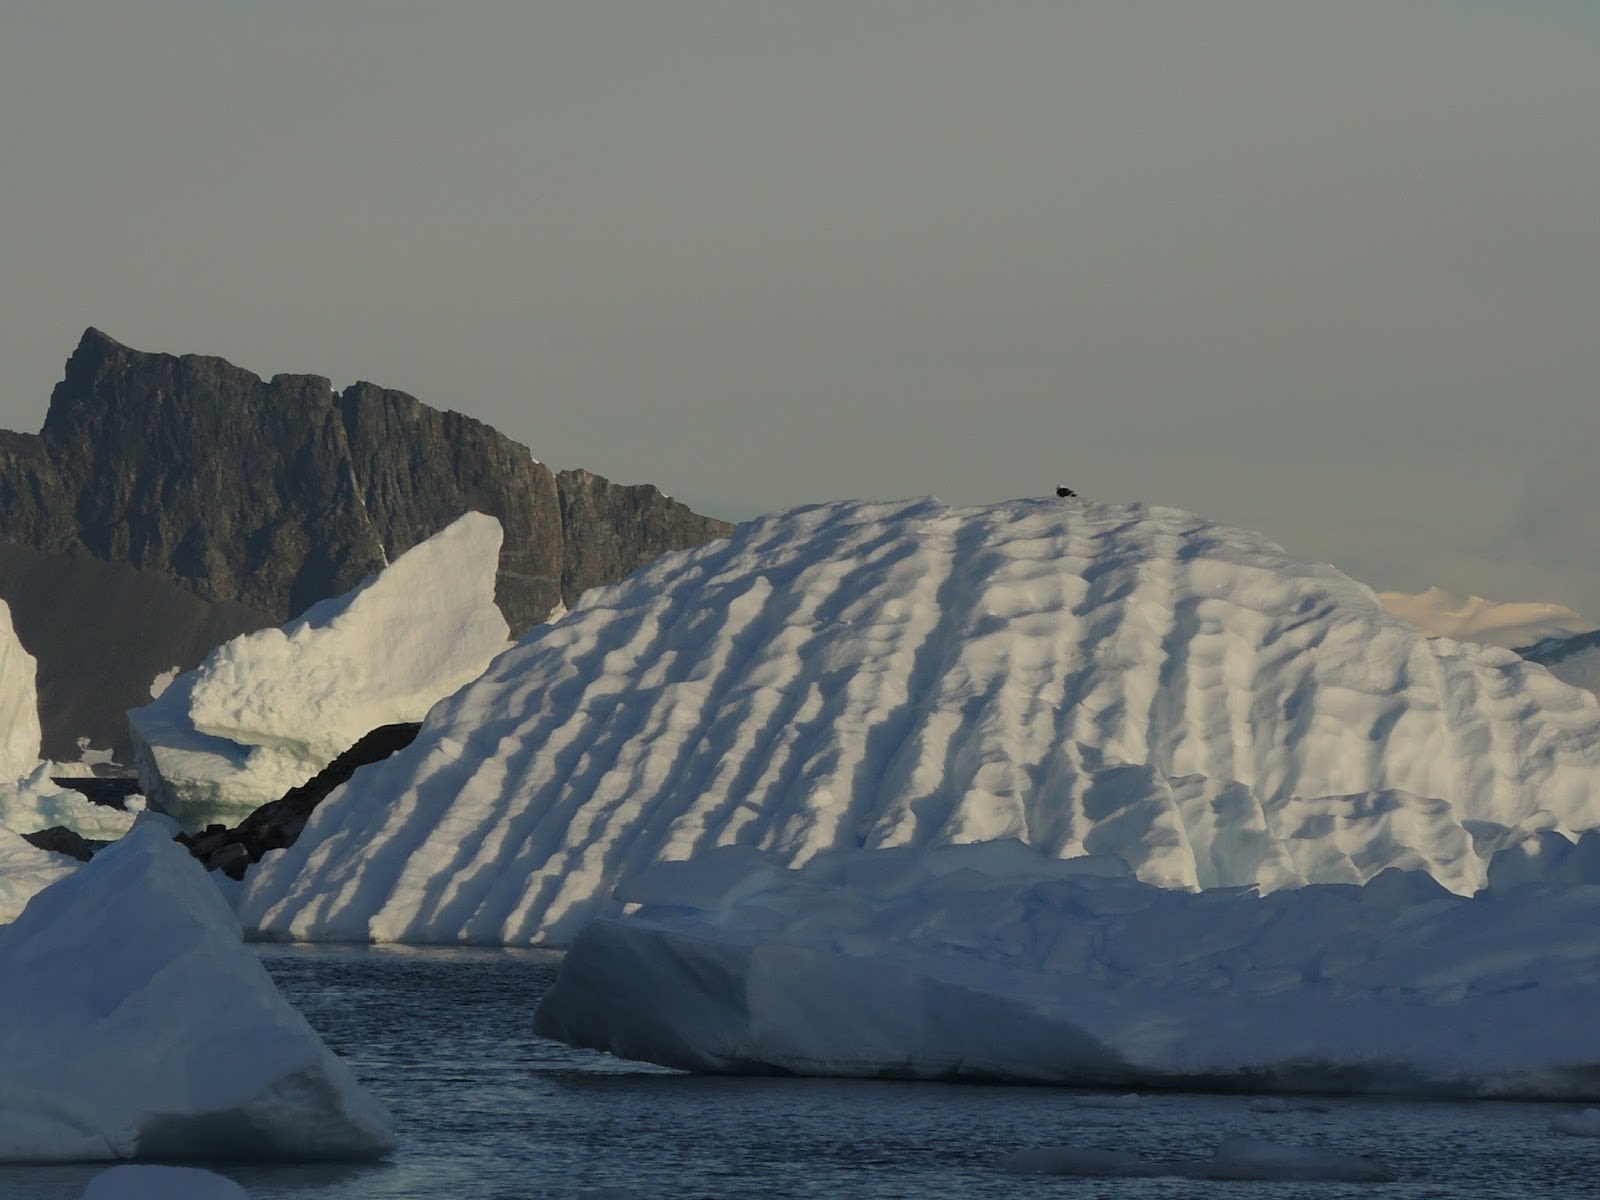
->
[[3, 3, 1597, 614]]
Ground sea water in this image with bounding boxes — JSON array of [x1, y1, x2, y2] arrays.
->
[[8, 944, 1598, 1198]]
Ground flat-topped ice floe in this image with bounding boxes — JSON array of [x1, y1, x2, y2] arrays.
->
[[130, 512, 509, 830], [533, 839, 1600, 1097], [0, 820, 395, 1163], [241, 497, 1600, 945]]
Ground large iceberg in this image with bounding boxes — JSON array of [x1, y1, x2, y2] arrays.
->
[[241, 498, 1600, 946], [533, 838, 1600, 1097], [129, 512, 510, 830], [0, 820, 395, 1162]]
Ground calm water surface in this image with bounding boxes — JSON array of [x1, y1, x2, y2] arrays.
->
[[10, 944, 1599, 1198]]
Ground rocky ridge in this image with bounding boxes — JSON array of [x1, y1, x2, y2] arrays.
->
[[0, 330, 733, 758]]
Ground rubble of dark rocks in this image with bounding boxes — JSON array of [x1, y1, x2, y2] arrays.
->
[[22, 825, 112, 862], [175, 722, 421, 880]]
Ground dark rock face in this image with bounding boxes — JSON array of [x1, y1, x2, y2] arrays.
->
[[178, 721, 422, 880], [22, 825, 111, 863], [557, 468, 731, 606], [0, 329, 734, 759], [0, 541, 274, 760]]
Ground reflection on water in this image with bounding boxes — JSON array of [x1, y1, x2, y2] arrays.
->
[[6, 943, 1597, 1198]]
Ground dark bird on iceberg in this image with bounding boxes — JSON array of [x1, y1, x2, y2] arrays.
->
[[1056, 486, 1077, 499]]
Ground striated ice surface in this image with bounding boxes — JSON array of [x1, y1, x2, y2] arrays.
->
[[241, 497, 1600, 945], [533, 838, 1600, 1097], [129, 512, 510, 830], [0, 820, 395, 1163]]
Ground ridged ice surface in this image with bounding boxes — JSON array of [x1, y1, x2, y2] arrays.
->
[[241, 498, 1600, 945]]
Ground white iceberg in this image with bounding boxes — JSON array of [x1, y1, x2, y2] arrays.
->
[[0, 595, 124, 918], [0, 824, 74, 925], [0, 598, 43, 781], [0, 819, 395, 1162], [532, 839, 1600, 1098], [129, 512, 510, 830], [0, 763, 138, 845], [241, 498, 1600, 946], [0, 593, 135, 844]]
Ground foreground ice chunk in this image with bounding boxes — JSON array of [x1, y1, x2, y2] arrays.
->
[[1003, 1134, 1396, 1181], [80, 1164, 249, 1199], [0, 820, 395, 1162], [241, 498, 1600, 947], [129, 512, 509, 830], [533, 840, 1600, 1097]]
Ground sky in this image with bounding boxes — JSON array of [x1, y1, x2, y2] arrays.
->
[[2, 3, 1597, 617]]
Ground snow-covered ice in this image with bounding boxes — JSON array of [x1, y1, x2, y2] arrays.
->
[[79, 1164, 249, 1199], [0, 767, 140, 925], [0, 819, 395, 1162], [241, 497, 1600, 946], [532, 838, 1600, 1097], [0, 824, 74, 925], [0, 598, 43, 781], [0, 763, 137, 844], [0, 595, 144, 920], [1001, 1134, 1396, 1181], [129, 512, 510, 830]]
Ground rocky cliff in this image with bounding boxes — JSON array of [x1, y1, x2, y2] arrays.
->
[[0, 329, 733, 760]]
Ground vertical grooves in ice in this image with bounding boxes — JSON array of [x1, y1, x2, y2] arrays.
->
[[237, 497, 1600, 946]]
